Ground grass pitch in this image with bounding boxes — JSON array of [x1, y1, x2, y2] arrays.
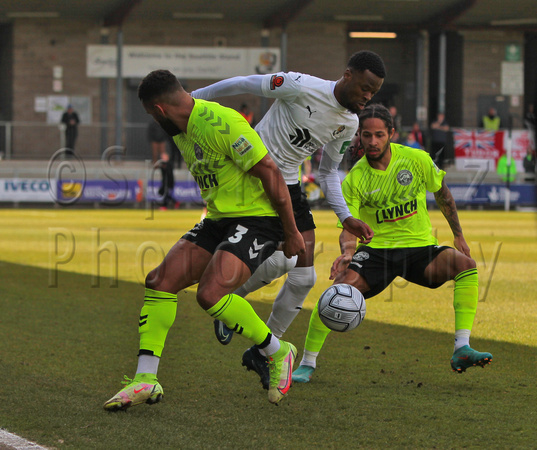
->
[[0, 208, 536, 448]]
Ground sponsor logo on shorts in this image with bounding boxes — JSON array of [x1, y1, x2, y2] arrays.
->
[[232, 136, 253, 156], [353, 251, 369, 262], [249, 239, 265, 259], [397, 170, 413, 186]]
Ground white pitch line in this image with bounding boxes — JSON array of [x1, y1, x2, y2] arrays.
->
[[0, 429, 48, 450]]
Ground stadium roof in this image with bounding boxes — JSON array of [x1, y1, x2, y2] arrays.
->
[[0, 0, 536, 32]]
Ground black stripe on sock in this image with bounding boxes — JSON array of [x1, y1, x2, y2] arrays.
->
[[209, 294, 232, 319], [144, 295, 177, 303], [255, 333, 272, 350], [455, 268, 478, 282]]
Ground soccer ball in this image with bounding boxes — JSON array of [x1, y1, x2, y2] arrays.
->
[[317, 284, 366, 332]]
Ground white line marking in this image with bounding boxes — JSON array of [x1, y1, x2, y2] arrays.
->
[[0, 429, 48, 449]]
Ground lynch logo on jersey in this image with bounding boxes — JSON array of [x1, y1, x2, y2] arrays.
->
[[194, 173, 219, 190], [376, 199, 417, 223]]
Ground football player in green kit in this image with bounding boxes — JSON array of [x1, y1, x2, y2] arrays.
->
[[293, 104, 492, 383], [104, 70, 305, 409]]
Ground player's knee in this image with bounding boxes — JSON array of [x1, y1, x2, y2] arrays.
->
[[282, 254, 299, 273], [288, 265, 317, 290], [195, 287, 215, 310], [458, 255, 476, 273], [262, 250, 297, 281], [145, 267, 162, 290]]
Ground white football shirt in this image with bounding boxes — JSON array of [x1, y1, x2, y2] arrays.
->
[[256, 72, 358, 183]]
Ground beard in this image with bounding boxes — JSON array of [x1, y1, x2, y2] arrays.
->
[[157, 117, 181, 136], [365, 140, 391, 162]]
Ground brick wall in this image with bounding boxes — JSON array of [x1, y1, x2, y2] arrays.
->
[[461, 30, 525, 128], [7, 18, 529, 159]]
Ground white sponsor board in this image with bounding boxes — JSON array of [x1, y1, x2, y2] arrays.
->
[[0, 178, 56, 202], [87, 45, 281, 79]]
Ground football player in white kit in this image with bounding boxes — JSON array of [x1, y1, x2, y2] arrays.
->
[[191, 50, 385, 389]]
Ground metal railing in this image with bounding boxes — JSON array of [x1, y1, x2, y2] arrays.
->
[[0, 121, 151, 161]]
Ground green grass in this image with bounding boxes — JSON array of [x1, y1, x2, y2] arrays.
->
[[1, 209, 536, 448]]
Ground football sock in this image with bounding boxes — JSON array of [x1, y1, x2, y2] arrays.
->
[[266, 265, 317, 338], [234, 250, 297, 298], [136, 354, 160, 376], [300, 302, 331, 367], [299, 350, 319, 369], [139, 288, 178, 358], [453, 268, 478, 349], [257, 334, 281, 357], [207, 293, 270, 346], [454, 329, 471, 351]]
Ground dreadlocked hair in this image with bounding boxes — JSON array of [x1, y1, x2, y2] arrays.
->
[[358, 103, 394, 131]]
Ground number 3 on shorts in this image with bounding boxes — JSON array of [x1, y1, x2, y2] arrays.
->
[[228, 224, 248, 243]]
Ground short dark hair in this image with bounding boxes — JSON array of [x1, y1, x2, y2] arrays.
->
[[359, 103, 393, 130], [347, 51, 386, 79], [138, 69, 183, 103]]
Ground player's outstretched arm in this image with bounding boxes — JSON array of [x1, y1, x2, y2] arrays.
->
[[191, 75, 265, 100], [330, 229, 357, 280], [342, 217, 374, 244], [433, 180, 471, 257], [318, 151, 374, 243], [248, 155, 305, 258]]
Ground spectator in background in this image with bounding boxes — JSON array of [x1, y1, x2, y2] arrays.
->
[[524, 104, 536, 152], [147, 120, 180, 210], [496, 153, 517, 183], [480, 107, 501, 131], [523, 146, 536, 181], [148, 119, 168, 164], [239, 103, 255, 127], [61, 105, 80, 151], [389, 105, 402, 143], [430, 112, 450, 169], [410, 121, 425, 148], [403, 130, 423, 149]]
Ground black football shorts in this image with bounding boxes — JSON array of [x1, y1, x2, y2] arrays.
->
[[181, 216, 284, 274]]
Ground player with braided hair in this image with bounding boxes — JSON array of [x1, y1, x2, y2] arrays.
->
[[292, 103, 492, 383]]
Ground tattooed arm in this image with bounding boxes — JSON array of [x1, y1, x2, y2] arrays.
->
[[434, 179, 471, 257]]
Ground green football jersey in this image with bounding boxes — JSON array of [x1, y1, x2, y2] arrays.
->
[[173, 99, 277, 219], [341, 143, 446, 248]]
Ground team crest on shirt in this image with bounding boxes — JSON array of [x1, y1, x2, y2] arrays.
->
[[353, 251, 369, 262], [270, 75, 285, 90], [397, 170, 413, 186], [194, 144, 204, 160], [232, 135, 253, 156], [332, 125, 346, 138]]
